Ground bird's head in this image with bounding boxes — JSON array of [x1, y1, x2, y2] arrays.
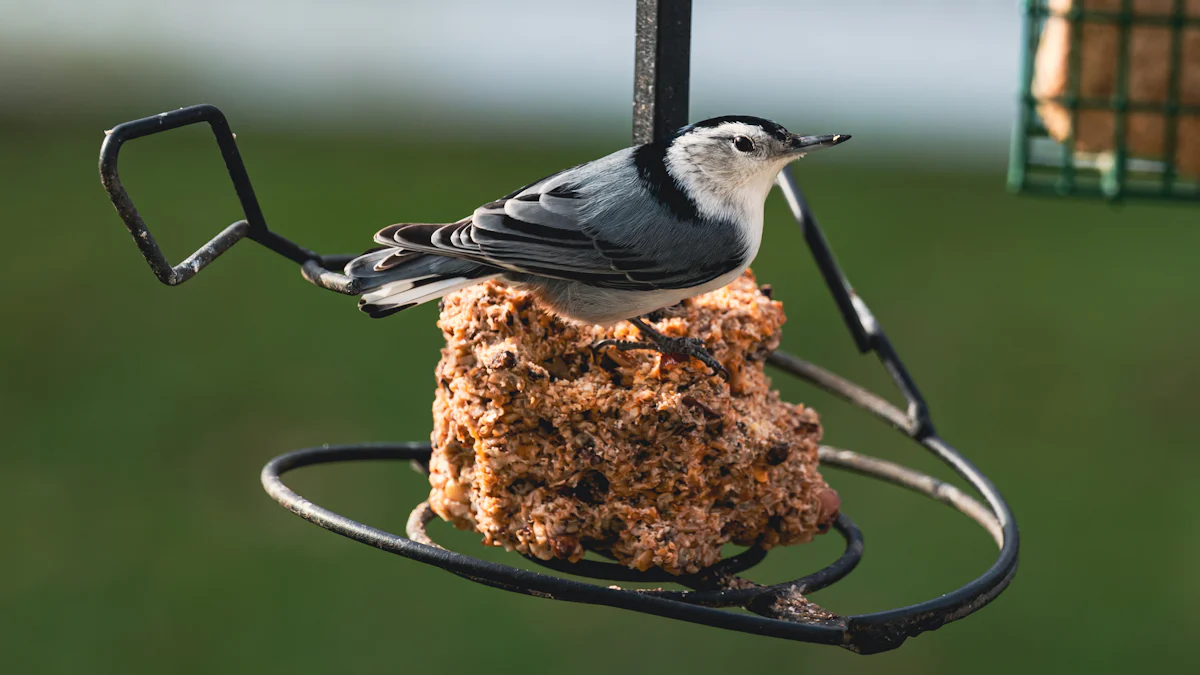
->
[[663, 116, 849, 215]]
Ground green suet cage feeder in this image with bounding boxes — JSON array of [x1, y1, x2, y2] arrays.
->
[[1009, 0, 1200, 201]]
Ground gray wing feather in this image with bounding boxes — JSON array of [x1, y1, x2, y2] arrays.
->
[[502, 198, 579, 231]]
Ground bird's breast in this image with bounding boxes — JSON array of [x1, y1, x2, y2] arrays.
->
[[730, 200, 765, 266]]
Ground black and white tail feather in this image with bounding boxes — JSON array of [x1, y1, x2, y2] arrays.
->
[[347, 244, 500, 319]]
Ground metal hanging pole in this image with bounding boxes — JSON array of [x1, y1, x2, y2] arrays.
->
[[633, 0, 692, 144]]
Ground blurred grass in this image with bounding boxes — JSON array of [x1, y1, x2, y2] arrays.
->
[[1, 114, 1198, 673]]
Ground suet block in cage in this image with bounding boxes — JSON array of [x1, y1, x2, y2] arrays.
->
[[1011, 0, 1200, 200]]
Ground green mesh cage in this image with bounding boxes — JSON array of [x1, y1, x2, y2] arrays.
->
[[1008, 0, 1200, 201]]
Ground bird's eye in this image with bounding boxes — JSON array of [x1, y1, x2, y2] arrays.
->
[[733, 136, 755, 153]]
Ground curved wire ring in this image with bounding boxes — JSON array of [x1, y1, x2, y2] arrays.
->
[[261, 351, 1017, 655], [411, 500, 865, 607]]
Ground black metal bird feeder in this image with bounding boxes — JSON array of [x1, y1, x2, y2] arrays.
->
[[98, 0, 1018, 655]]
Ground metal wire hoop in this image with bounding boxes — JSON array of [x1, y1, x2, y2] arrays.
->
[[260, 351, 1016, 655]]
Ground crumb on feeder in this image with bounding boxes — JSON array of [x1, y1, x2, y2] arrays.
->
[[427, 271, 839, 576], [1034, 0, 1200, 177]]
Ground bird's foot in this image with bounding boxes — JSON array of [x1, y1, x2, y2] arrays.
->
[[594, 317, 729, 380], [593, 339, 657, 353]]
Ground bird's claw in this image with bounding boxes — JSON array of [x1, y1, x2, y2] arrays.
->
[[592, 339, 657, 353], [660, 336, 730, 380], [592, 336, 729, 380]]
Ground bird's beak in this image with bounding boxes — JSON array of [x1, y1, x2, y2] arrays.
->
[[787, 133, 851, 156]]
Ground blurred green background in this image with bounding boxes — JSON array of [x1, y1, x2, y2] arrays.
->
[[3, 1, 1200, 673]]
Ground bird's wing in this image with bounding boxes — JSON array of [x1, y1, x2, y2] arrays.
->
[[372, 169, 742, 291]]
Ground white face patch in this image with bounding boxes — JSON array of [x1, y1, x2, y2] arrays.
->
[[660, 121, 796, 263], [664, 121, 791, 225]]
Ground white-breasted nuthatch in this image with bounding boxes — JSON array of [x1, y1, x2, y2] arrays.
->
[[345, 116, 849, 377]]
